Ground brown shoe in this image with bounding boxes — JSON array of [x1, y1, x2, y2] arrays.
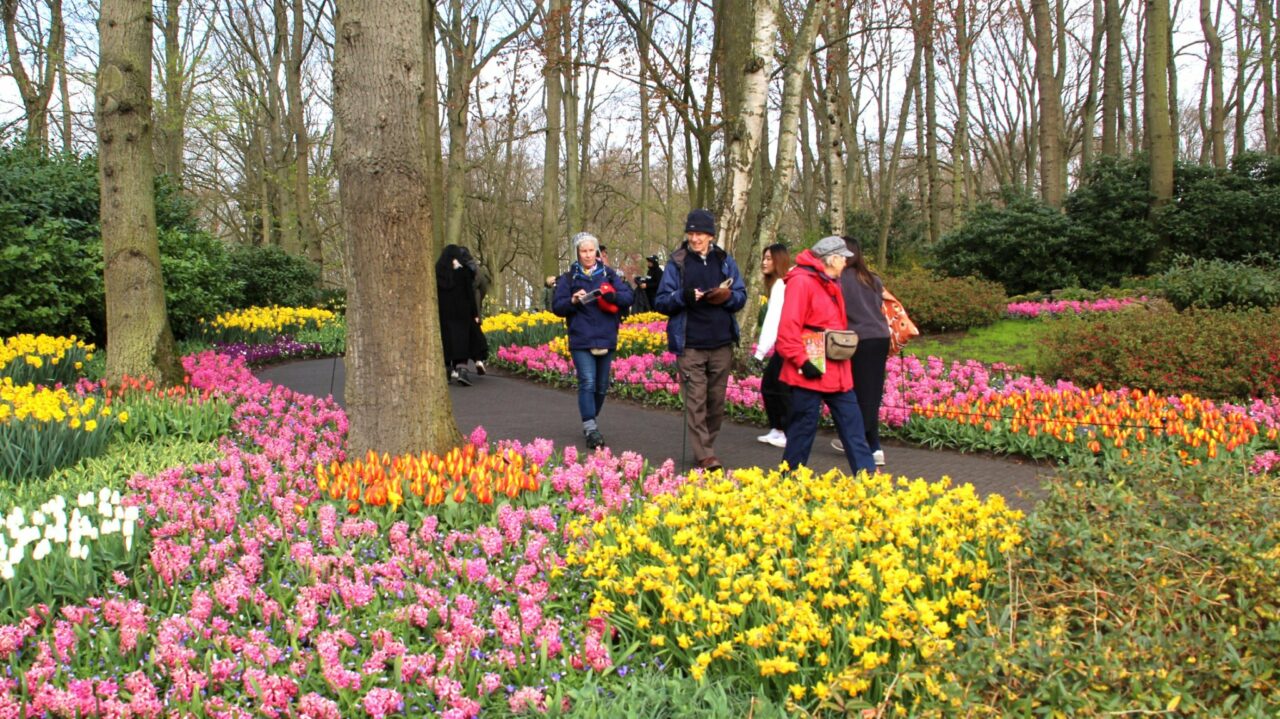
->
[[698, 456, 723, 472]]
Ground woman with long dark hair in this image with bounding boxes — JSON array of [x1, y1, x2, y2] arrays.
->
[[831, 236, 891, 466], [435, 244, 489, 386], [753, 243, 792, 447]]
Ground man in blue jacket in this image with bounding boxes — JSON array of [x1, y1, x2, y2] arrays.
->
[[654, 209, 747, 471]]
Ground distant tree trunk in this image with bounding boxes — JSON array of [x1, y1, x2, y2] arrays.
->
[[443, 6, 475, 249], [1031, 0, 1065, 207], [540, 0, 565, 278], [4, 0, 63, 151], [420, 0, 445, 253], [1200, 0, 1226, 166], [58, 52, 71, 152], [1166, 13, 1179, 157], [1081, 0, 1103, 169], [1145, 0, 1174, 218], [562, 4, 581, 233], [334, 0, 462, 455], [822, 0, 848, 235], [921, 0, 941, 241], [952, 0, 973, 220], [1262, 0, 1276, 152], [97, 0, 181, 386], [287, 0, 320, 267], [157, 0, 185, 181], [638, 1, 652, 250], [1101, 0, 1122, 154], [1234, 7, 1247, 153], [877, 43, 922, 268]]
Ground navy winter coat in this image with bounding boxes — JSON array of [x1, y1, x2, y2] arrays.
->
[[551, 262, 635, 350]]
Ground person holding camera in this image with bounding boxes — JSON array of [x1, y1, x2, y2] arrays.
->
[[654, 209, 747, 472], [552, 231, 635, 450]]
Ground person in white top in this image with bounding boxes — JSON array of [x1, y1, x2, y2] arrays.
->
[[753, 243, 792, 447]]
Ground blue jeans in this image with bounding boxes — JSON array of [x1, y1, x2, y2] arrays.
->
[[570, 349, 614, 421], [782, 386, 876, 474]]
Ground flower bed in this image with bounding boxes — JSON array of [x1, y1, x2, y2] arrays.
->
[[1005, 296, 1148, 318]]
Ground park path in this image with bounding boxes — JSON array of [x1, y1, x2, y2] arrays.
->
[[257, 358, 1050, 513]]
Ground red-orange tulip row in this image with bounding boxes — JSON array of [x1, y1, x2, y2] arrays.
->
[[315, 444, 541, 514]]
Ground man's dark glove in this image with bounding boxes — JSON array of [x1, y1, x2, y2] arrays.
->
[[799, 361, 823, 379], [703, 287, 731, 305], [683, 288, 698, 305]]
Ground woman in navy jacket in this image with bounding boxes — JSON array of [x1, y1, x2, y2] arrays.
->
[[552, 232, 635, 449]]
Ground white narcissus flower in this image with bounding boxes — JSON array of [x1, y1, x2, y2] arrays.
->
[[32, 539, 50, 561]]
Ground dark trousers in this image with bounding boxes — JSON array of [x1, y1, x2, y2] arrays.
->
[[760, 354, 791, 431], [852, 337, 890, 452], [782, 386, 876, 474]]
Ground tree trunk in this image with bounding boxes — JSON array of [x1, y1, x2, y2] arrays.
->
[[1101, 0, 1122, 154], [922, 0, 941, 241], [1200, 0, 1226, 166], [287, 0, 320, 267], [59, 49, 71, 152], [420, 0, 445, 253], [562, 3, 581, 233], [716, 0, 773, 254], [157, 0, 184, 181], [1262, 0, 1276, 152], [638, 1, 652, 251], [540, 0, 565, 278], [443, 6, 474, 249], [334, 0, 461, 456], [97, 0, 181, 386], [1234, 7, 1247, 153], [822, 0, 847, 235], [1082, 0, 1103, 169], [4, 0, 63, 152], [952, 0, 973, 220], [1145, 0, 1174, 218], [877, 43, 922, 268], [1031, 0, 1065, 207]]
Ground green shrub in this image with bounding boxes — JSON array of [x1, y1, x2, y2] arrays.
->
[[158, 228, 243, 340], [1154, 255, 1280, 310], [1062, 155, 1159, 285], [920, 457, 1280, 716], [885, 269, 1006, 333], [1158, 152, 1280, 264], [0, 208, 104, 340], [930, 189, 1076, 295], [227, 245, 320, 309], [841, 196, 928, 268], [1039, 305, 1280, 400]]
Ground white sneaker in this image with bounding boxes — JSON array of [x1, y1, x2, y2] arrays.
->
[[873, 449, 885, 466], [831, 438, 844, 452], [475, 361, 486, 376], [768, 433, 787, 448], [757, 428, 782, 445]]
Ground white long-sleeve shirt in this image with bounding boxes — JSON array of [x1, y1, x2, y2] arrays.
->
[[753, 278, 787, 360]]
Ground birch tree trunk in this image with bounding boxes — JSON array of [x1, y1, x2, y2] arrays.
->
[[334, 0, 461, 455], [822, 0, 847, 235], [716, 0, 774, 254], [97, 0, 181, 386]]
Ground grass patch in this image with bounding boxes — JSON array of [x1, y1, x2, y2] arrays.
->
[[905, 318, 1052, 373]]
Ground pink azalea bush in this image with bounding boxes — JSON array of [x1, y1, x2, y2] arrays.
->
[[1, 350, 695, 717]]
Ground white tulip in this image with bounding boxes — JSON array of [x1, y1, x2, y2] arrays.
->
[[45, 524, 67, 544], [0, 562, 12, 580], [68, 540, 83, 561], [101, 518, 121, 535], [32, 539, 50, 561], [77, 492, 94, 508], [123, 506, 139, 523], [51, 495, 67, 511], [98, 487, 110, 503], [97, 502, 112, 518], [110, 490, 121, 505], [6, 545, 22, 565], [31, 511, 45, 527], [19, 526, 39, 547]]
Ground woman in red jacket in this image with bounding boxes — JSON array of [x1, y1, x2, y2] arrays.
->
[[774, 236, 877, 474]]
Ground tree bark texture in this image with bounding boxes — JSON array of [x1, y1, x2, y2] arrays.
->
[[333, 0, 462, 456], [1031, 0, 1065, 207], [1200, 0, 1226, 166], [716, 0, 773, 255], [540, 0, 564, 279], [97, 0, 181, 386], [1144, 0, 1174, 214], [1101, 0, 1122, 155]]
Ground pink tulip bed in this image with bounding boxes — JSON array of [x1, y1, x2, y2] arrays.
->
[[0, 350, 706, 717], [1005, 296, 1149, 318]]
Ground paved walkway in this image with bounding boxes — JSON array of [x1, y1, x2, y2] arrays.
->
[[257, 358, 1051, 513]]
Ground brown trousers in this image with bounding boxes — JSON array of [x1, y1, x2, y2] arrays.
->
[[677, 345, 734, 462]]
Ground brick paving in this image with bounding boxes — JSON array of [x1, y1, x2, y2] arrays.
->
[[257, 358, 1052, 513]]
